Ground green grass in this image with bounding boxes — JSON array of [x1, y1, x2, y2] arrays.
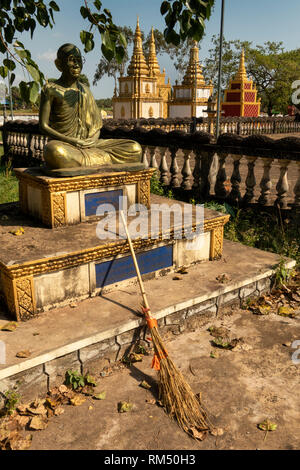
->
[[0, 165, 19, 204], [210, 203, 300, 267]]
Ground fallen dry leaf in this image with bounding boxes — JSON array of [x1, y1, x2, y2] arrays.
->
[[9, 227, 25, 236], [172, 276, 182, 281], [189, 427, 207, 441], [118, 401, 133, 413], [93, 391, 106, 400], [69, 302, 77, 308], [211, 427, 224, 437], [54, 406, 65, 416], [0, 322, 18, 332], [58, 385, 68, 394], [29, 416, 48, 431], [16, 350, 31, 358], [140, 380, 151, 390], [145, 399, 156, 405], [9, 434, 32, 450], [15, 415, 30, 427], [70, 395, 86, 406], [278, 306, 297, 318], [216, 273, 231, 283]]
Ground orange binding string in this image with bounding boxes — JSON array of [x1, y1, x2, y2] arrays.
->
[[146, 317, 158, 330]]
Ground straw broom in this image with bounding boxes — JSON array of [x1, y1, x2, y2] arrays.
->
[[120, 211, 213, 440]]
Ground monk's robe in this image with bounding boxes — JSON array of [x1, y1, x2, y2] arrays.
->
[[40, 81, 142, 169]]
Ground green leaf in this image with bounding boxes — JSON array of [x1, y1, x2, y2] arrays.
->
[[19, 81, 30, 103], [115, 46, 125, 64], [10, 72, 15, 85], [80, 6, 89, 19], [93, 0, 102, 10], [101, 44, 114, 62], [161, 1, 170, 15], [0, 65, 8, 79], [49, 1, 60, 12], [29, 81, 39, 103], [3, 58, 16, 71], [26, 64, 40, 82]]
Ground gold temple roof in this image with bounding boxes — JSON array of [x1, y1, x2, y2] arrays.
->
[[127, 17, 149, 77], [234, 49, 248, 82], [182, 41, 205, 86], [147, 27, 161, 77]]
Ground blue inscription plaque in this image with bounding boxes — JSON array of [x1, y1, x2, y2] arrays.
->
[[95, 245, 173, 288], [85, 189, 123, 217]]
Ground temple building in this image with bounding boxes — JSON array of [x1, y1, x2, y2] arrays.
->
[[112, 19, 171, 119], [221, 50, 261, 117], [168, 41, 213, 118]]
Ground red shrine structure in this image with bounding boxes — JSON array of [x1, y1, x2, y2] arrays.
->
[[221, 50, 261, 117]]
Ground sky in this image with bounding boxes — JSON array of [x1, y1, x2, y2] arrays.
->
[[6, 0, 300, 99]]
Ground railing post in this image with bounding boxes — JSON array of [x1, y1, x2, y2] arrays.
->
[[181, 149, 192, 191], [192, 150, 201, 191], [159, 148, 169, 186], [292, 161, 300, 209], [214, 151, 229, 199], [275, 160, 290, 209], [169, 147, 180, 188], [229, 154, 242, 203], [258, 158, 273, 206], [243, 156, 258, 204]]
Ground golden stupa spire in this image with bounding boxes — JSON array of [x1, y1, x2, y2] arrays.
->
[[127, 16, 149, 77], [235, 49, 248, 81], [182, 40, 205, 86], [147, 27, 160, 76]]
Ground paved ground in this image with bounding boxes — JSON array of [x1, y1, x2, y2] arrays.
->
[[24, 305, 300, 450]]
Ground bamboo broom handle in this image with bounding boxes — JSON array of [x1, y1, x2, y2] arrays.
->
[[119, 210, 151, 315]]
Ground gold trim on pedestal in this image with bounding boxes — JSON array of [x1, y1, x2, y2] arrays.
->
[[210, 226, 224, 260], [1, 272, 36, 321]]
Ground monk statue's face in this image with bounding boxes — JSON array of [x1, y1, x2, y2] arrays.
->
[[56, 45, 83, 80]]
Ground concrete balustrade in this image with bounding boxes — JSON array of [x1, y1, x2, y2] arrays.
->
[[1, 120, 300, 210]]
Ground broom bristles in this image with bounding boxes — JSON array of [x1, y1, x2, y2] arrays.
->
[[150, 325, 213, 436]]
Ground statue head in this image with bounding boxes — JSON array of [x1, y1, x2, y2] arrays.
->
[[55, 43, 83, 79]]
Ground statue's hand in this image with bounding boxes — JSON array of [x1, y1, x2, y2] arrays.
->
[[75, 138, 96, 149]]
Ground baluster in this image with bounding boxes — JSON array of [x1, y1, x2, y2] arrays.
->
[[243, 157, 258, 204], [275, 160, 290, 209], [33, 134, 39, 160], [258, 158, 273, 206], [141, 145, 149, 168], [200, 151, 218, 198], [292, 161, 300, 209], [229, 154, 242, 203], [192, 150, 201, 190], [169, 147, 180, 188], [23, 133, 29, 157], [181, 150, 192, 191], [214, 151, 229, 199], [149, 146, 159, 169], [159, 148, 169, 185], [12, 132, 17, 154]]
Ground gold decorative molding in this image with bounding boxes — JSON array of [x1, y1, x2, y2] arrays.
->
[[210, 226, 224, 260], [0, 214, 229, 281], [137, 178, 151, 208], [15, 168, 155, 194], [52, 192, 67, 227], [1, 272, 36, 321]]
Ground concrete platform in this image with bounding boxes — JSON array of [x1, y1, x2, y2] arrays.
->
[[0, 196, 229, 320], [0, 240, 295, 397]]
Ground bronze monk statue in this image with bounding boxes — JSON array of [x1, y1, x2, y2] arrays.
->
[[39, 43, 142, 175]]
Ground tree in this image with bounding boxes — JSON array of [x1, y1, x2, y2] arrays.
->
[[203, 37, 300, 116], [93, 26, 135, 90], [0, 0, 214, 103]]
